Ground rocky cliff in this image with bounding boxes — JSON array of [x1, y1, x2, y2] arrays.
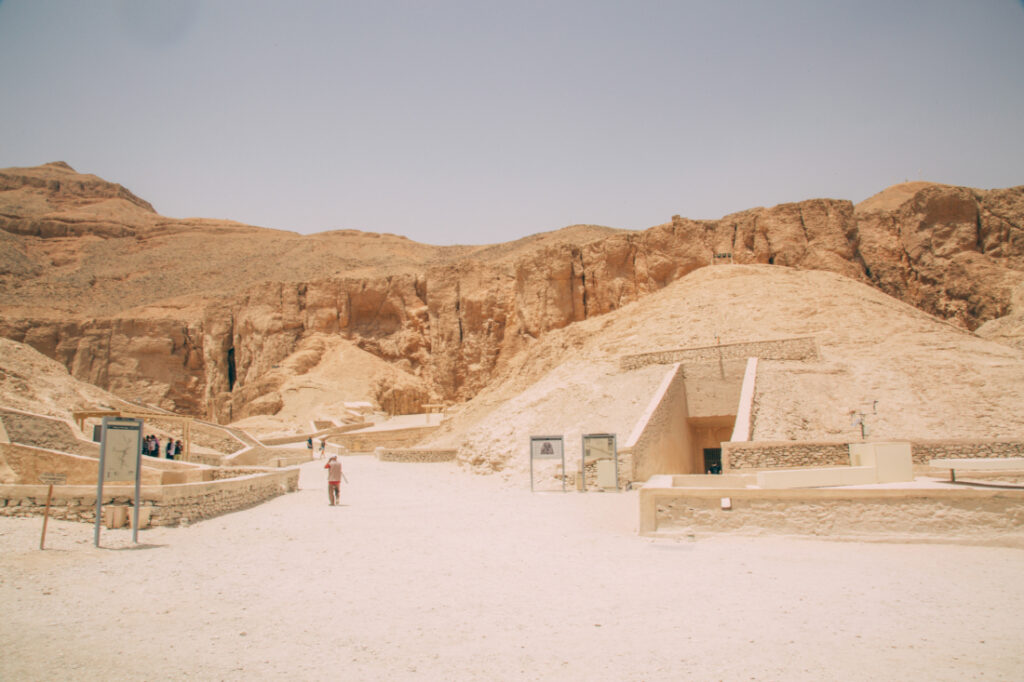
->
[[1, 162, 1021, 423]]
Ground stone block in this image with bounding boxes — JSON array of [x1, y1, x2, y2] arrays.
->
[[103, 506, 128, 529]]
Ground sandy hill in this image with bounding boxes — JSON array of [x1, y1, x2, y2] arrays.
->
[[1, 162, 1022, 429], [422, 265, 1024, 474], [0, 337, 129, 420]]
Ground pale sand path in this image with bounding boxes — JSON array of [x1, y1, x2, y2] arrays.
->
[[2, 457, 1023, 681]]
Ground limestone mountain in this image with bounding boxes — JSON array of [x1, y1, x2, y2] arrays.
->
[[421, 264, 1024, 473], [0, 161, 1021, 423]]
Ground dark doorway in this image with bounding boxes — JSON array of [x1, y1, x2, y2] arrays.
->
[[227, 348, 236, 392], [703, 448, 722, 474]]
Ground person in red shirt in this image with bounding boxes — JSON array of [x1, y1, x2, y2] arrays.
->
[[324, 455, 343, 506]]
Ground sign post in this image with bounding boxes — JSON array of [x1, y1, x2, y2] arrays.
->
[[94, 416, 143, 547], [38, 472, 66, 550], [581, 433, 619, 491], [529, 436, 566, 492]]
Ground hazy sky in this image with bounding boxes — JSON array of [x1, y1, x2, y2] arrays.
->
[[1, 1, 1022, 245]]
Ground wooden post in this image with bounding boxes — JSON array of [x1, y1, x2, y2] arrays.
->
[[39, 484, 54, 550], [38, 472, 66, 550]]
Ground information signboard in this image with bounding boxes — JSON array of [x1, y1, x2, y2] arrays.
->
[[529, 436, 566, 492], [531, 436, 564, 460], [95, 417, 144, 547], [581, 433, 619, 491]]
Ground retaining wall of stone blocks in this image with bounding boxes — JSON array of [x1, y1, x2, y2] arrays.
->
[[0, 467, 299, 527], [376, 448, 457, 463], [638, 481, 1024, 541], [331, 426, 437, 452], [911, 439, 1024, 465], [620, 336, 819, 371], [723, 441, 851, 470], [722, 439, 1024, 471]]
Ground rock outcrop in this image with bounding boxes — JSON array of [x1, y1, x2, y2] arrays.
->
[[1, 163, 1021, 422]]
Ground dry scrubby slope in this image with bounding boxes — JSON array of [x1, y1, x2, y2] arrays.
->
[[424, 265, 1024, 474]]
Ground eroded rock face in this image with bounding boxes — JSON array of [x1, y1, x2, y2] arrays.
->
[[1, 164, 1021, 422]]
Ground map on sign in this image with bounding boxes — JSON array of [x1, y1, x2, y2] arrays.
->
[[103, 422, 141, 482]]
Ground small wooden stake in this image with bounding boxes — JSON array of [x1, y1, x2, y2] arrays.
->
[[39, 484, 54, 550]]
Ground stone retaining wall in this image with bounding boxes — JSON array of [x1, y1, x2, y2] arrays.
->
[[912, 439, 1024, 465], [376, 448, 457, 463], [723, 440, 851, 470], [639, 483, 1024, 542], [260, 422, 370, 446], [722, 439, 1024, 471], [0, 407, 98, 456], [1, 442, 164, 485], [620, 336, 819, 371], [0, 468, 299, 527], [187, 451, 228, 467], [332, 426, 437, 452]]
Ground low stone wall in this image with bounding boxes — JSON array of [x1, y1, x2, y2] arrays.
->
[[1, 442, 164, 485], [332, 426, 437, 452], [0, 467, 299, 527], [187, 451, 229, 467], [144, 417, 244, 455], [376, 448, 457, 463], [639, 482, 1024, 542], [0, 407, 98, 456], [620, 336, 819, 371], [912, 439, 1024, 465], [723, 440, 850, 470], [260, 422, 370, 446], [722, 439, 1024, 471]]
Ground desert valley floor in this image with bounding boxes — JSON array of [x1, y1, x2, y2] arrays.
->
[[2, 455, 1022, 681]]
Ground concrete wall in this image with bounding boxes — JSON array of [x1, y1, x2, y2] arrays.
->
[[638, 481, 1024, 542], [620, 336, 819, 371], [730, 358, 758, 442], [0, 467, 299, 527], [624, 364, 695, 480]]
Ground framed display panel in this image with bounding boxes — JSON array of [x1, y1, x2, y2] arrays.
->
[[94, 416, 144, 546], [581, 433, 619, 491], [529, 436, 566, 492]]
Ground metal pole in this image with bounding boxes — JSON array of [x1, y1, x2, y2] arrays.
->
[[561, 448, 566, 492], [612, 434, 620, 492], [530, 440, 534, 492], [94, 419, 108, 548], [132, 429, 142, 544], [580, 435, 586, 493]]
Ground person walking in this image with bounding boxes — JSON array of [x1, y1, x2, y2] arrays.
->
[[324, 455, 343, 506], [318, 439, 326, 458]]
